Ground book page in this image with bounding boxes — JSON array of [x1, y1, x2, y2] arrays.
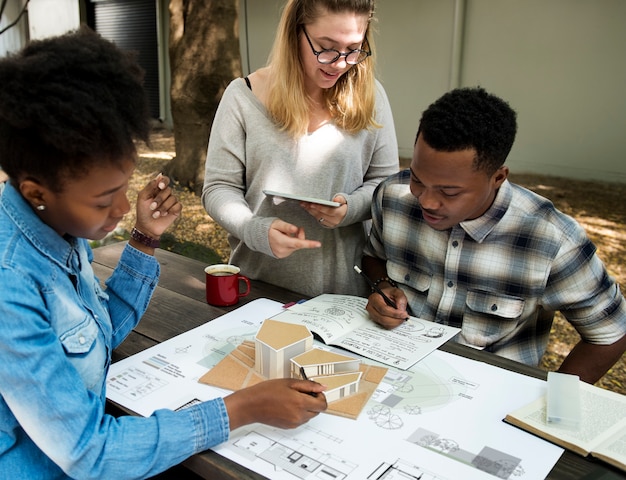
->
[[592, 429, 626, 472], [593, 427, 626, 471], [273, 294, 372, 344], [505, 380, 626, 458], [272, 294, 460, 369]]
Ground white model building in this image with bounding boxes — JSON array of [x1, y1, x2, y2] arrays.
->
[[255, 318, 364, 402], [291, 348, 362, 402], [254, 319, 313, 378]]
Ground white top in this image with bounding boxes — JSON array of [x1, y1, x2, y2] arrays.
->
[[202, 78, 399, 297]]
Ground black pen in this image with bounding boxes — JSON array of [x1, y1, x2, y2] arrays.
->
[[353, 265, 398, 309], [299, 366, 318, 397]]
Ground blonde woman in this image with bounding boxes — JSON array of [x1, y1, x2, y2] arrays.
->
[[202, 0, 398, 297]]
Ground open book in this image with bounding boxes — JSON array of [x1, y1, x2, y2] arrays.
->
[[504, 380, 626, 472], [271, 294, 459, 370]]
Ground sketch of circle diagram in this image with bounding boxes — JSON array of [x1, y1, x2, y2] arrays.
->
[[226, 335, 247, 345], [367, 405, 404, 430], [375, 412, 403, 430], [399, 321, 424, 333], [324, 307, 346, 316]]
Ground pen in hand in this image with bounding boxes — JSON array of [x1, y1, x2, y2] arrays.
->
[[353, 265, 398, 309], [299, 366, 319, 397]]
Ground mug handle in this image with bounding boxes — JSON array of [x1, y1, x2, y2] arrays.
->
[[238, 275, 251, 297]]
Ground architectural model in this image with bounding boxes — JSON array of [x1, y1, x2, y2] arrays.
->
[[254, 319, 313, 378], [254, 319, 363, 402]]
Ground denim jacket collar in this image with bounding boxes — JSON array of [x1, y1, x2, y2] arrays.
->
[[1, 182, 77, 271]]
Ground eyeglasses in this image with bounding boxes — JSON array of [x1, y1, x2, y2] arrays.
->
[[302, 27, 371, 65]]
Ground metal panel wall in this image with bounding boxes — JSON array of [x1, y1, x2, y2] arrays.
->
[[91, 0, 160, 119]]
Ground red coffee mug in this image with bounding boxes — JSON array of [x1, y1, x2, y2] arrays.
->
[[204, 264, 251, 306]]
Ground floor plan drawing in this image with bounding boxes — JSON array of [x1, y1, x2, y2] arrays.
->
[[228, 425, 357, 480], [369, 458, 450, 480], [107, 366, 168, 401]]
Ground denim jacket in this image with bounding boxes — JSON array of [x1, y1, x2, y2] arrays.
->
[[0, 183, 229, 479]]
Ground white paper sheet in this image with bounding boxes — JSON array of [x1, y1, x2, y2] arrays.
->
[[106, 298, 563, 480], [272, 294, 460, 369]]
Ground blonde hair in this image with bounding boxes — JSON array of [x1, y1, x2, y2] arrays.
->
[[266, 0, 378, 137]]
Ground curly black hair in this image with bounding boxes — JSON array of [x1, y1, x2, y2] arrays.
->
[[0, 26, 150, 191], [416, 87, 517, 174]]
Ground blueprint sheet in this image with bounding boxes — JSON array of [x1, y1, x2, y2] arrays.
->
[[106, 298, 563, 480]]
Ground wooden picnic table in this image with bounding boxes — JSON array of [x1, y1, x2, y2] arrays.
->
[[93, 242, 623, 480]]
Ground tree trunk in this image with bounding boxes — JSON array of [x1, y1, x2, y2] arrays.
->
[[168, 0, 242, 194]]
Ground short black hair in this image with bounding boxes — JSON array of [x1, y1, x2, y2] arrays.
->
[[416, 87, 517, 174], [0, 26, 150, 191]]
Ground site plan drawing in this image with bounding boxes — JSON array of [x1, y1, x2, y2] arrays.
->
[[106, 298, 563, 480]]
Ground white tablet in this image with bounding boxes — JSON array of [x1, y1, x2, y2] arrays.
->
[[263, 190, 341, 207]]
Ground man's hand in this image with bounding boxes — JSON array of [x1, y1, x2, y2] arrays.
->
[[365, 286, 410, 329], [361, 255, 410, 329]]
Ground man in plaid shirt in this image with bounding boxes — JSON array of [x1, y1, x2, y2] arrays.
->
[[362, 87, 626, 384]]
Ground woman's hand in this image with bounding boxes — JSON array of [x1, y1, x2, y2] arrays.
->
[[269, 219, 321, 258], [224, 378, 327, 430], [134, 173, 182, 238], [300, 195, 348, 229]]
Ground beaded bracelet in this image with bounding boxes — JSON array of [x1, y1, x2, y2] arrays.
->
[[372, 276, 397, 292], [130, 227, 160, 249]]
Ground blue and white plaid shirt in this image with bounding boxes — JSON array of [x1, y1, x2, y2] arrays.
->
[[365, 170, 626, 366]]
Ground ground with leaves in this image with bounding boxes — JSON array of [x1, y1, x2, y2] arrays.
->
[[113, 128, 625, 395]]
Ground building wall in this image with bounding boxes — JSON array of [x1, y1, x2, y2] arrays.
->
[[0, 0, 30, 56], [240, 0, 626, 183], [91, 0, 160, 118], [28, 0, 80, 39], [7, 0, 625, 183], [2, 0, 171, 124]]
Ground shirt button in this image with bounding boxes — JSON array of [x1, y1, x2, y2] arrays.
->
[[447, 281, 454, 288], [491, 304, 498, 311], [452, 240, 459, 248], [404, 274, 410, 282], [79, 336, 86, 345]]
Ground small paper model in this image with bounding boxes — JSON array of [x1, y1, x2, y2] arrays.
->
[[290, 348, 363, 402], [200, 319, 388, 419], [254, 319, 313, 378]]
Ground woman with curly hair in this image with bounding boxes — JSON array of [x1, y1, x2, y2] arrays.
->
[[0, 27, 326, 479]]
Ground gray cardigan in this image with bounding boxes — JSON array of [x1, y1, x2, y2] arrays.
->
[[202, 78, 399, 297]]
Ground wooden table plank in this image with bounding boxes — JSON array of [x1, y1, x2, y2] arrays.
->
[[111, 331, 158, 363], [93, 242, 303, 308]]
